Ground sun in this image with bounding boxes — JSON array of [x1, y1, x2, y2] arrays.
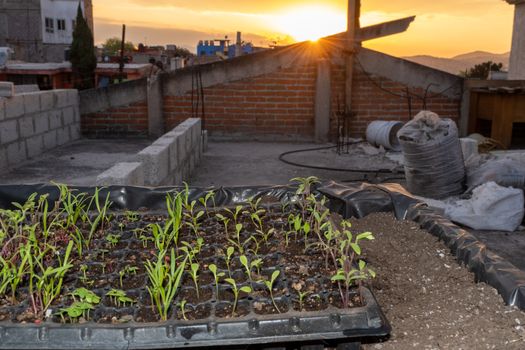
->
[[272, 5, 346, 42]]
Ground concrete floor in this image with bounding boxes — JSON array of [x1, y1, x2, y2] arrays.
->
[[0, 139, 151, 185], [190, 141, 405, 187]]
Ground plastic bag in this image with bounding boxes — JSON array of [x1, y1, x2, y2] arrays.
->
[[444, 181, 524, 232], [467, 154, 525, 192], [397, 111, 466, 199]]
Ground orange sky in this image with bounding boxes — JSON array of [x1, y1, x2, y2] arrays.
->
[[92, 0, 515, 58]]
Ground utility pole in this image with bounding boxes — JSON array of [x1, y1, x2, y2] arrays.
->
[[119, 24, 126, 83], [345, 0, 360, 112]]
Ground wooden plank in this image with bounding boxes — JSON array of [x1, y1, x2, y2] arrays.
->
[[356, 16, 416, 42]]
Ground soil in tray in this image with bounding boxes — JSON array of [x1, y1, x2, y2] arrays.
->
[[0, 193, 370, 324]]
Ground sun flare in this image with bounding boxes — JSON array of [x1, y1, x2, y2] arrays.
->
[[272, 5, 346, 42]]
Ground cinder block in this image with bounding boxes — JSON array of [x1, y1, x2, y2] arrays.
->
[[54, 90, 69, 108], [0, 98, 5, 121], [67, 90, 79, 106], [43, 130, 57, 149], [22, 92, 41, 114], [40, 91, 55, 111], [137, 144, 169, 186], [4, 95, 24, 119], [0, 148, 7, 171], [152, 136, 177, 172], [96, 162, 144, 186], [0, 82, 14, 98], [26, 135, 44, 158], [73, 106, 80, 122], [175, 133, 187, 165], [56, 126, 70, 146], [202, 129, 208, 153], [34, 113, 49, 134], [69, 124, 80, 141], [62, 106, 75, 125], [19, 116, 34, 138], [6, 141, 26, 165], [0, 119, 18, 145], [48, 110, 62, 130]]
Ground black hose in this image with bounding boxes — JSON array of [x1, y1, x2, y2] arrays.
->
[[278, 143, 405, 175]]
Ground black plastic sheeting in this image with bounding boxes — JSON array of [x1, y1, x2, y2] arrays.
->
[[1, 181, 525, 312]]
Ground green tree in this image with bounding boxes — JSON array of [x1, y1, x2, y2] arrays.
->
[[102, 38, 135, 56], [69, 4, 97, 90], [461, 61, 504, 79]]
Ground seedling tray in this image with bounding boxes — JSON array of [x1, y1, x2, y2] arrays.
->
[[0, 286, 385, 349], [0, 183, 391, 349]]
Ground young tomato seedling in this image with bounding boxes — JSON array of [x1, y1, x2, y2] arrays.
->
[[224, 278, 252, 317]]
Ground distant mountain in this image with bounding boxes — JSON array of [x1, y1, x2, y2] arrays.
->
[[403, 51, 510, 76]]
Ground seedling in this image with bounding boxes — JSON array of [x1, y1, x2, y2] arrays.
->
[[189, 262, 200, 299], [215, 213, 230, 236], [239, 255, 253, 283], [106, 234, 120, 248], [225, 246, 235, 277], [247, 196, 262, 213], [125, 210, 140, 222], [208, 264, 225, 300], [263, 270, 281, 313], [224, 278, 252, 317], [251, 258, 263, 276], [225, 205, 243, 226], [178, 299, 188, 320], [79, 264, 93, 286], [145, 249, 187, 321], [297, 291, 312, 311], [70, 288, 101, 305], [119, 265, 139, 288], [107, 289, 135, 307], [198, 191, 215, 217], [58, 301, 94, 323]]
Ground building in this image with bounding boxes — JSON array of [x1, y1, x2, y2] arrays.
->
[[196, 32, 266, 60], [0, 62, 150, 90], [0, 0, 93, 63]]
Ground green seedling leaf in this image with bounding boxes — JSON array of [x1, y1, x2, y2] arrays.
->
[[356, 232, 374, 241], [350, 243, 361, 255], [239, 286, 252, 294]]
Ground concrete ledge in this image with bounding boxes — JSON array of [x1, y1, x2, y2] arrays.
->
[[96, 162, 144, 186], [94, 118, 204, 187]]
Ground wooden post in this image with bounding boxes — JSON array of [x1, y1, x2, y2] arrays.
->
[[345, 0, 360, 112], [119, 24, 126, 83]]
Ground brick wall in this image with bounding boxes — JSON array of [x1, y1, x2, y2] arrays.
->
[[164, 65, 317, 139], [163, 62, 461, 141], [331, 68, 461, 137], [81, 100, 148, 138]]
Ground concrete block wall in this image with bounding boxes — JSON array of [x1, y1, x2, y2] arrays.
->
[[96, 118, 203, 187], [0, 90, 80, 172]]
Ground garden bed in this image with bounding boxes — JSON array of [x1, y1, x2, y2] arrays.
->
[[0, 180, 389, 349]]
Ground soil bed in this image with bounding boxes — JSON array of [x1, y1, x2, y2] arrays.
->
[[355, 213, 525, 350]]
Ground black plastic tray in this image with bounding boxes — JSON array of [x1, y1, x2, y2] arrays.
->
[[0, 183, 391, 349], [0, 286, 386, 349]]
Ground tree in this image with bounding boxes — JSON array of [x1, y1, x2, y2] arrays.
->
[[102, 38, 135, 56], [461, 61, 504, 79], [69, 4, 97, 90]]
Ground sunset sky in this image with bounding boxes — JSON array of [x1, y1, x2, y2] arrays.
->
[[92, 0, 515, 58]]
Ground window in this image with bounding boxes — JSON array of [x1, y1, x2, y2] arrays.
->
[[45, 17, 54, 33], [57, 19, 66, 31]]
